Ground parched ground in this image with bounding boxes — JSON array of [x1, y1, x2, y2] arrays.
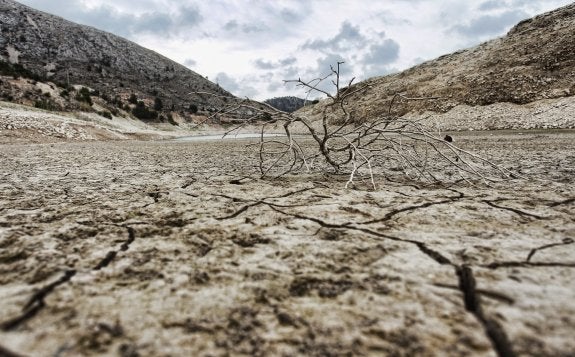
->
[[0, 131, 574, 356]]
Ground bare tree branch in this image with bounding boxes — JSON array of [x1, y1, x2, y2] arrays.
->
[[192, 64, 515, 188]]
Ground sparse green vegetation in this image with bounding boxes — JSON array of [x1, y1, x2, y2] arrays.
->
[[154, 97, 163, 111], [132, 100, 158, 120], [264, 96, 306, 113], [260, 112, 273, 121], [128, 93, 138, 104], [0, 60, 43, 81], [34, 99, 58, 111], [98, 110, 113, 119], [100, 56, 112, 67], [167, 113, 178, 126], [2, 93, 14, 102], [75, 87, 93, 106]]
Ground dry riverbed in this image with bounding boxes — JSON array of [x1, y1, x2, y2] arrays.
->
[[0, 131, 574, 356]]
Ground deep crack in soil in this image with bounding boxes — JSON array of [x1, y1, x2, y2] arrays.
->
[[457, 265, 516, 357], [1, 269, 76, 331]]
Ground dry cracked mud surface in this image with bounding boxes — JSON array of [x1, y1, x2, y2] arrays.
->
[[0, 131, 574, 356]]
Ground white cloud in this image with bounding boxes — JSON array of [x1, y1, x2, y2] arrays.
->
[[16, 0, 574, 100]]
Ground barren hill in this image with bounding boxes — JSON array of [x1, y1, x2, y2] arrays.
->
[[302, 3, 575, 130], [0, 0, 231, 116]]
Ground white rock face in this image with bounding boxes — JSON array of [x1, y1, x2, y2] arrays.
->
[[6, 45, 20, 64]]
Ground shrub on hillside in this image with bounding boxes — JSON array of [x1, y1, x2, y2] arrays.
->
[[154, 97, 163, 111], [128, 93, 138, 104], [0, 60, 43, 81], [132, 101, 158, 120], [167, 113, 178, 126], [98, 110, 113, 119], [34, 99, 58, 111], [75, 87, 92, 106]]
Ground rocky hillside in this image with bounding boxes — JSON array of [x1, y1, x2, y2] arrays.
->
[[302, 3, 575, 127], [0, 0, 232, 120]]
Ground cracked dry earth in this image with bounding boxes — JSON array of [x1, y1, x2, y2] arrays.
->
[[0, 131, 574, 357]]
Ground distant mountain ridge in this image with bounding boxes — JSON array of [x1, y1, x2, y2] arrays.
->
[[0, 0, 232, 118], [264, 96, 309, 113]]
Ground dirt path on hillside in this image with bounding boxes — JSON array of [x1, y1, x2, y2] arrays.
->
[[0, 132, 574, 356]]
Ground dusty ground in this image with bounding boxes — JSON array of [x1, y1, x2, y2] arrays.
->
[[0, 131, 574, 356]]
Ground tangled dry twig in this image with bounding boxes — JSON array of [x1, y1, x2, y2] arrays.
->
[[194, 63, 515, 189]]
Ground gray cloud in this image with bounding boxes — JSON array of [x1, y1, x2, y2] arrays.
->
[[376, 10, 412, 26], [280, 57, 297, 66], [215, 72, 239, 92], [450, 10, 529, 37], [74, 5, 133, 37], [183, 58, 197, 67], [301, 21, 366, 52], [132, 12, 174, 35], [260, 66, 301, 94], [17, 1, 133, 38], [278, 66, 300, 81], [215, 72, 259, 98], [315, 54, 348, 76], [18, 0, 203, 38], [279, 8, 301, 23], [362, 65, 398, 80], [178, 5, 203, 27], [362, 39, 400, 65], [254, 59, 275, 70], [223, 20, 239, 31], [255, 68, 298, 94], [253, 57, 297, 70], [509, 0, 547, 7], [267, 81, 284, 93], [478, 0, 506, 11], [411, 57, 426, 66], [297, 21, 403, 94], [267, 2, 313, 25], [223, 20, 267, 34], [288, 53, 352, 97]]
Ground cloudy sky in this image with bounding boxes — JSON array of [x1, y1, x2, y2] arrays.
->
[[17, 0, 573, 100]]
